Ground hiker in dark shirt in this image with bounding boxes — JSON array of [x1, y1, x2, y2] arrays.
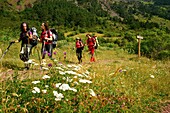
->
[[75, 37, 84, 63], [11, 22, 33, 69]]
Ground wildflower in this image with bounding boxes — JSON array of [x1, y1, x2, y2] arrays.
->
[[64, 52, 66, 55], [34, 63, 39, 66], [42, 90, 47, 94], [69, 88, 77, 92], [12, 93, 19, 97], [73, 67, 81, 71], [48, 53, 51, 56], [65, 70, 77, 75], [53, 51, 57, 55], [59, 84, 77, 92], [53, 91, 58, 96], [45, 85, 49, 88], [55, 83, 62, 88], [119, 69, 122, 73], [42, 67, 49, 70], [89, 89, 96, 97], [150, 74, 155, 78], [59, 71, 65, 75], [55, 67, 64, 71], [66, 77, 73, 82], [79, 79, 92, 84], [67, 64, 72, 68], [43, 51, 47, 55], [32, 87, 40, 93], [41, 62, 47, 66], [32, 81, 40, 84], [73, 81, 79, 85], [82, 73, 89, 78], [42, 75, 50, 79], [59, 84, 70, 91], [109, 73, 115, 76], [53, 91, 64, 101], [54, 59, 58, 62], [76, 73, 83, 77], [62, 77, 66, 80], [48, 63, 52, 67], [85, 70, 90, 75], [122, 69, 127, 72]]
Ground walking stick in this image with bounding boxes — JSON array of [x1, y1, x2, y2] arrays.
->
[[36, 46, 42, 69], [0, 42, 14, 61]]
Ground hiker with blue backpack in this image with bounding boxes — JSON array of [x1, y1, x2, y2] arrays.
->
[[11, 22, 35, 70]]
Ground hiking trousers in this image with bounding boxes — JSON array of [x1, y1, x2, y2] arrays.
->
[[41, 43, 53, 59], [76, 48, 82, 62]]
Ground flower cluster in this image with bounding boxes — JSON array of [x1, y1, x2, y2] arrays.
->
[[31, 63, 96, 101]]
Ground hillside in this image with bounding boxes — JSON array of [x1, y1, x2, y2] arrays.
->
[[0, 0, 170, 112], [0, 37, 170, 112]]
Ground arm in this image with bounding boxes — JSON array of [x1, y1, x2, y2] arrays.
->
[[27, 31, 33, 40]]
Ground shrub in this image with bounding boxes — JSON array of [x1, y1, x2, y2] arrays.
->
[[79, 28, 87, 33], [157, 50, 170, 60]]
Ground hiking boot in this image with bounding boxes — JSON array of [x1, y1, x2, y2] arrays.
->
[[93, 57, 95, 62], [90, 57, 93, 62]]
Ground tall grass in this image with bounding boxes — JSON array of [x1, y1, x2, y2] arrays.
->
[[0, 37, 170, 112]]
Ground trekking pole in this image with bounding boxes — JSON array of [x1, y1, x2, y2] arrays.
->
[[36, 46, 42, 69], [0, 42, 14, 61]]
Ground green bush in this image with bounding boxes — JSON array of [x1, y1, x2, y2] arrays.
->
[[157, 50, 170, 60], [79, 28, 87, 33]]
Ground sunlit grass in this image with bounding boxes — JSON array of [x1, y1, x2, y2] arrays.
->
[[0, 39, 170, 112]]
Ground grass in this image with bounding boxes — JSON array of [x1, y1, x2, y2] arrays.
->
[[0, 36, 170, 112]]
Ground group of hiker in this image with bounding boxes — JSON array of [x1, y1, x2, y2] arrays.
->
[[75, 34, 99, 63], [9, 22, 99, 70]]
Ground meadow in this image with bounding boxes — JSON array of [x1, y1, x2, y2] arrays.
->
[[0, 33, 169, 112]]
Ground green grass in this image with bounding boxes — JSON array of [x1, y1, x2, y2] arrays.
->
[[0, 35, 170, 112]]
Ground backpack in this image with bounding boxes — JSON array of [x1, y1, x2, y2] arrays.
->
[[29, 27, 38, 47], [48, 29, 58, 48], [92, 36, 99, 49], [79, 39, 84, 50]]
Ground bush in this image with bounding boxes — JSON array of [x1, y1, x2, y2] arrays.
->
[[96, 29, 104, 34], [79, 28, 87, 33], [157, 50, 170, 60]]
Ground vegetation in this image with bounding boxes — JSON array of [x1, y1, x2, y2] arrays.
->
[[0, 0, 170, 112], [0, 39, 170, 112]]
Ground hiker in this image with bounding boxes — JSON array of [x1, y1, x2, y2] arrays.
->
[[75, 37, 84, 63], [11, 22, 33, 69], [39, 22, 53, 61], [86, 34, 96, 62]]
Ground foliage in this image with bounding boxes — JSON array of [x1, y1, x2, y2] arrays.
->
[[0, 43, 169, 112]]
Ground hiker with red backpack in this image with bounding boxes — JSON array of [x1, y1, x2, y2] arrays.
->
[[86, 34, 96, 62], [39, 22, 53, 61], [75, 37, 84, 63], [11, 22, 33, 70]]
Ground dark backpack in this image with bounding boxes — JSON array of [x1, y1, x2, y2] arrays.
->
[[29, 27, 38, 47], [48, 29, 58, 48], [79, 39, 84, 50]]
